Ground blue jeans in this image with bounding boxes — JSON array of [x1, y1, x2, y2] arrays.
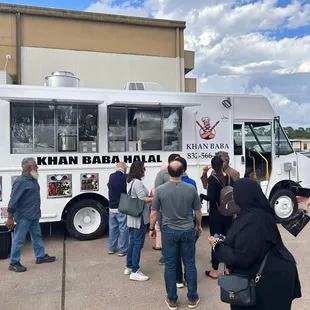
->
[[126, 220, 147, 273], [108, 212, 129, 254], [162, 225, 198, 304], [10, 218, 45, 264]]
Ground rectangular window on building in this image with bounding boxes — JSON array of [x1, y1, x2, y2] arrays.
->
[[108, 106, 182, 152], [304, 143, 307, 150], [11, 103, 98, 154]]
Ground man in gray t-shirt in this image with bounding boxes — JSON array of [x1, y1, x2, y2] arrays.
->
[[154, 153, 180, 265], [152, 181, 201, 230], [149, 160, 202, 309]]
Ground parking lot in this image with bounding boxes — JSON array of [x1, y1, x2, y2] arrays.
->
[[1, 213, 310, 310]]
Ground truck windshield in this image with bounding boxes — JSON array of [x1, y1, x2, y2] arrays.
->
[[275, 118, 294, 156]]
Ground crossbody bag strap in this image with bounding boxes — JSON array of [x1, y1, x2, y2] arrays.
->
[[255, 251, 270, 283], [212, 175, 225, 188]]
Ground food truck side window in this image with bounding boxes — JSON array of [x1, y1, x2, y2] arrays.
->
[[11, 103, 34, 154], [108, 107, 126, 152], [11, 103, 98, 154], [78, 105, 98, 153], [107, 106, 182, 152]]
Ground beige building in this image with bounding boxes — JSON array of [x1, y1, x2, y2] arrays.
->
[[0, 3, 196, 92], [291, 139, 310, 152]]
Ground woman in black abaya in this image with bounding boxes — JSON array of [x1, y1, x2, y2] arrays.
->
[[208, 178, 301, 310]]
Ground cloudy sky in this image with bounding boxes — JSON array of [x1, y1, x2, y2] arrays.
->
[[4, 0, 310, 127]]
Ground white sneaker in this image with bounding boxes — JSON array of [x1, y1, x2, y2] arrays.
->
[[176, 282, 184, 288], [124, 268, 132, 275], [129, 270, 149, 281]]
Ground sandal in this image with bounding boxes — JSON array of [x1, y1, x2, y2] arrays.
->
[[152, 246, 162, 251], [205, 270, 218, 280]]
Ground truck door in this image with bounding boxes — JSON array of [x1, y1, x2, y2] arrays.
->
[[233, 123, 246, 178]]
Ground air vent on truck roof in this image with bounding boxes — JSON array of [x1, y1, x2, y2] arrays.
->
[[44, 71, 80, 88], [124, 82, 165, 92]]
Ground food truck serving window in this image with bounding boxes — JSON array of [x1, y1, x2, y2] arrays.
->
[[11, 102, 98, 154], [108, 106, 182, 152]]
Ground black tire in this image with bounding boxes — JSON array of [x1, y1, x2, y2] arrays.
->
[[270, 189, 298, 223], [66, 199, 108, 241]]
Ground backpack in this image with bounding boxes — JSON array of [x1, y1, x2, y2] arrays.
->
[[212, 174, 240, 216]]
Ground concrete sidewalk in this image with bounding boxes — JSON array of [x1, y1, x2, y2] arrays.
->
[[0, 220, 309, 310]]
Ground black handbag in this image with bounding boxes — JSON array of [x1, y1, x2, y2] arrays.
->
[[218, 252, 270, 307], [281, 209, 310, 237], [118, 181, 145, 217]]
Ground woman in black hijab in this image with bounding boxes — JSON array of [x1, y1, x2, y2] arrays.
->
[[208, 178, 301, 310]]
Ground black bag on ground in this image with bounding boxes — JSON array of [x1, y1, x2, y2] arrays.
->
[[118, 181, 145, 217], [0, 227, 12, 259], [218, 252, 270, 307], [281, 209, 310, 237]]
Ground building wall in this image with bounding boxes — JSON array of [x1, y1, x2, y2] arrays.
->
[[0, 13, 17, 76], [21, 47, 184, 91], [0, 4, 195, 92]]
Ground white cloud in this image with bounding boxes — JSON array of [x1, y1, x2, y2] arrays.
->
[[86, 0, 310, 127], [287, 3, 310, 29], [252, 85, 310, 127], [86, 0, 149, 17]]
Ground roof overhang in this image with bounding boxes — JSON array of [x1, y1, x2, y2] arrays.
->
[[107, 101, 201, 107]]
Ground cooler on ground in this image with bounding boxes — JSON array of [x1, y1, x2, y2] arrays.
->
[[0, 227, 12, 259]]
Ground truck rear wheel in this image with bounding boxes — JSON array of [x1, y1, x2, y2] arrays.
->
[[270, 190, 298, 223], [66, 199, 108, 241]]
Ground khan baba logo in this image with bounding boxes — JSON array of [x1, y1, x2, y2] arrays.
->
[[196, 117, 220, 140]]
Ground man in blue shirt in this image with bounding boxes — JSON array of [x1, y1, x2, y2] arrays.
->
[[107, 162, 129, 256], [5, 157, 56, 272]]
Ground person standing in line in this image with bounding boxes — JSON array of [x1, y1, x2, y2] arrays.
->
[[149, 160, 202, 310], [200, 151, 239, 189], [155, 155, 180, 188], [107, 162, 129, 256], [124, 161, 153, 281], [208, 178, 301, 310], [150, 163, 167, 251], [200, 155, 234, 279], [217, 151, 240, 181], [175, 157, 199, 289], [154, 154, 180, 265], [5, 157, 56, 272]]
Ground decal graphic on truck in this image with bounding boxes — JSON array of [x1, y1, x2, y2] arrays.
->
[[196, 117, 220, 140]]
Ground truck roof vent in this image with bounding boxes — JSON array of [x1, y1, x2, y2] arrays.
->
[[124, 82, 165, 92], [44, 71, 80, 87]]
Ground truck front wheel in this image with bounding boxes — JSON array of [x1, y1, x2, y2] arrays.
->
[[66, 199, 108, 241], [270, 189, 298, 223]]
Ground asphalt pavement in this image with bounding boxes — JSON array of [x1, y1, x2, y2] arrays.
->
[[0, 212, 309, 310]]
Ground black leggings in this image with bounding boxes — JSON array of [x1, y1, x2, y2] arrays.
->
[[209, 217, 232, 270]]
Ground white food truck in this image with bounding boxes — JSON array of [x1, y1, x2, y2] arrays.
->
[[0, 75, 310, 240]]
